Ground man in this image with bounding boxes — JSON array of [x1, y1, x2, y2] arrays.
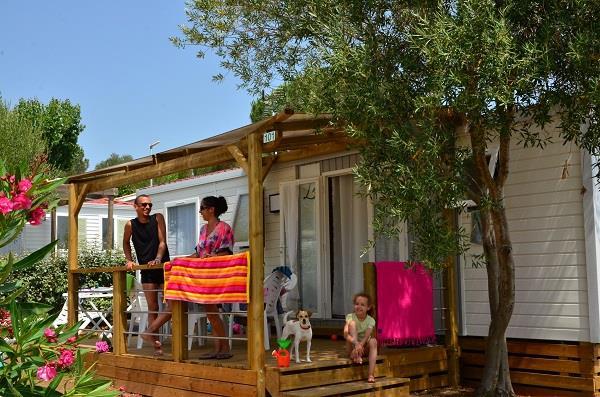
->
[[123, 194, 170, 354]]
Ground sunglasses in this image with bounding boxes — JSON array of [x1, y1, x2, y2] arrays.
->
[[138, 202, 153, 208]]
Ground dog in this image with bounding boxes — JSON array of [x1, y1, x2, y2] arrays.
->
[[281, 309, 313, 363]]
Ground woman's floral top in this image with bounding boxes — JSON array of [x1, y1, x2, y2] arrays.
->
[[195, 221, 234, 257]]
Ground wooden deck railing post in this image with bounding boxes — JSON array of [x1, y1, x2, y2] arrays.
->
[[363, 262, 377, 321], [112, 270, 127, 355], [171, 300, 187, 362], [67, 184, 82, 326], [444, 209, 460, 386], [248, 130, 265, 397]]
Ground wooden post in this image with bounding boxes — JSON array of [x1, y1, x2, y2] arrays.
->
[[171, 300, 187, 362], [67, 184, 80, 326], [112, 270, 127, 355], [363, 262, 377, 321], [444, 209, 460, 386], [50, 208, 57, 257], [248, 131, 265, 396], [107, 194, 114, 250]]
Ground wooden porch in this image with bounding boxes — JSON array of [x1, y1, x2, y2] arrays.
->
[[65, 112, 460, 396], [83, 336, 448, 396]]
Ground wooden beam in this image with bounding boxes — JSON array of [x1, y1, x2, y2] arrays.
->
[[67, 184, 80, 326], [273, 131, 348, 151], [83, 145, 234, 192], [247, 131, 265, 397], [261, 156, 278, 183], [74, 183, 90, 214], [444, 209, 460, 387], [112, 271, 127, 355], [107, 195, 114, 250], [276, 141, 350, 163], [227, 145, 249, 174]]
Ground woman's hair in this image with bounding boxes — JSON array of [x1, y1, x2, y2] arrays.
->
[[202, 196, 228, 218]]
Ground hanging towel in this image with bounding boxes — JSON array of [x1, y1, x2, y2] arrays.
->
[[375, 261, 435, 346], [164, 252, 250, 304]]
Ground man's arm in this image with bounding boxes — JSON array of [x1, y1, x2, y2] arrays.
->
[[123, 220, 135, 270], [153, 213, 168, 265]]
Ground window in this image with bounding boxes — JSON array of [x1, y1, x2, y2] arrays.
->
[[56, 215, 87, 249], [167, 203, 197, 256], [232, 194, 249, 248]]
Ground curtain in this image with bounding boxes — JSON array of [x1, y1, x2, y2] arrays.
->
[[331, 175, 368, 316], [280, 182, 299, 311]]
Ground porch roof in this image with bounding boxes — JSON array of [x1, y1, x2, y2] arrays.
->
[[66, 112, 351, 192]]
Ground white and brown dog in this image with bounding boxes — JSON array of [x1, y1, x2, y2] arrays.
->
[[281, 309, 313, 363]]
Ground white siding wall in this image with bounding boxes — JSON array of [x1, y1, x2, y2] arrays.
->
[[460, 126, 589, 341]]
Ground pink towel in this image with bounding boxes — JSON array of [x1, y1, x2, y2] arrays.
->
[[375, 261, 435, 346]]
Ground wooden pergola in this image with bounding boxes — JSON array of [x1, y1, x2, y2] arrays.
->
[[65, 111, 355, 395]]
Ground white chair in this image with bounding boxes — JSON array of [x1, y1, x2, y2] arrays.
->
[[228, 269, 288, 350], [187, 303, 208, 349], [127, 280, 148, 349]]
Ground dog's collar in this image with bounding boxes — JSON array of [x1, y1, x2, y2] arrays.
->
[[300, 324, 311, 330]]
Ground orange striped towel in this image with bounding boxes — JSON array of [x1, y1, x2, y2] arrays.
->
[[163, 252, 250, 304]]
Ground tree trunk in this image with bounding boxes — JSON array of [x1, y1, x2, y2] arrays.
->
[[470, 123, 516, 397]]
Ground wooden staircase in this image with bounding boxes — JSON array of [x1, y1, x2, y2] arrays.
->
[[265, 355, 410, 397]]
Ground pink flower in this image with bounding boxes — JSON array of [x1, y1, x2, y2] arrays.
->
[[66, 336, 77, 344], [11, 193, 32, 210], [28, 207, 46, 225], [58, 348, 75, 368], [17, 178, 32, 193], [44, 328, 57, 343], [36, 363, 57, 382], [95, 340, 110, 353], [0, 197, 13, 214]]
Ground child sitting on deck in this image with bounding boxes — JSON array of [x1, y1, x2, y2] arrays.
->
[[344, 292, 378, 383]]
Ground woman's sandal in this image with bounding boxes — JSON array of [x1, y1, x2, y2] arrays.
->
[[367, 375, 376, 383]]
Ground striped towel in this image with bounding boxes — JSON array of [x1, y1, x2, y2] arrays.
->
[[163, 252, 250, 304]]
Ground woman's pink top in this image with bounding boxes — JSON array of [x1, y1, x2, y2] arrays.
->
[[195, 221, 234, 257]]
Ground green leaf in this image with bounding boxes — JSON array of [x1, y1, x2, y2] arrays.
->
[[0, 253, 14, 284], [12, 240, 58, 272]]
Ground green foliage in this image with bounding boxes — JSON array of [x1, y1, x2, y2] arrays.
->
[[94, 153, 135, 170], [0, 98, 46, 172], [15, 98, 88, 175], [9, 247, 126, 313], [177, 0, 600, 267], [0, 162, 118, 396]]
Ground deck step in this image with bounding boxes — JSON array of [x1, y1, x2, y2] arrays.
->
[[280, 377, 410, 397], [269, 356, 390, 392]]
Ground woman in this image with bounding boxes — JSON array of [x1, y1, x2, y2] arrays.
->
[[194, 195, 234, 359]]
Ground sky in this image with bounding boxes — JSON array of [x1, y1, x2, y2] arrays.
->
[[0, 1, 255, 170]]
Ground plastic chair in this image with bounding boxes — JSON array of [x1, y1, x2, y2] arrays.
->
[[228, 269, 288, 350], [187, 303, 208, 349], [127, 278, 148, 349]]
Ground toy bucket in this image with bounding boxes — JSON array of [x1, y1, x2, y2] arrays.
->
[[272, 349, 291, 367]]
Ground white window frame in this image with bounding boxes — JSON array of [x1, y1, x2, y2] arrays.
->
[[230, 189, 250, 250], [164, 197, 199, 257]]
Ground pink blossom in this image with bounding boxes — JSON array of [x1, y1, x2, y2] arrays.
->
[[44, 328, 57, 343], [36, 363, 57, 382], [8, 175, 15, 184], [95, 340, 110, 353], [17, 178, 32, 193], [0, 197, 13, 214], [66, 336, 77, 344], [28, 207, 46, 225], [11, 193, 32, 210], [58, 348, 75, 368]]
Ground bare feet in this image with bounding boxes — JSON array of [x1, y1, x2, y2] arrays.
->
[[367, 375, 375, 383], [141, 332, 163, 356]]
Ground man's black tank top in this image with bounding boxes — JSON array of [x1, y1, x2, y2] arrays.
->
[[131, 214, 170, 264]]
